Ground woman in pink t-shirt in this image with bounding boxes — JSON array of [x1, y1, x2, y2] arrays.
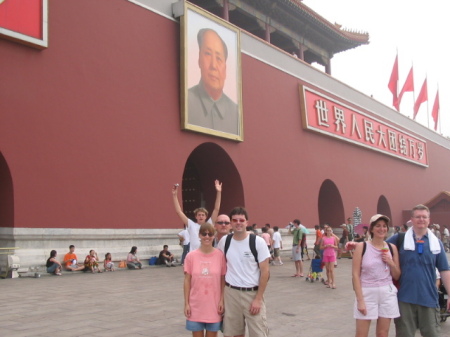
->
[[184, 223, 226, 337]]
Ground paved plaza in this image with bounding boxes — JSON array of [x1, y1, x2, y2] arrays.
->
[[1, 257, 449, 337]]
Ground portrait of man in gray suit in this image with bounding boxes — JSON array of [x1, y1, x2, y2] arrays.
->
[[187, 28, 239, 136]]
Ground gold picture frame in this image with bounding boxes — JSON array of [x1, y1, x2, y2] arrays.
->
[[180, 3, 243, 141]]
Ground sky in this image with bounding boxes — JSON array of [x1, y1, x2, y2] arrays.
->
[[302, 0, 449, 138]]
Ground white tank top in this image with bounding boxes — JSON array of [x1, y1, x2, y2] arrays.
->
[[360, 242, 393, 287]]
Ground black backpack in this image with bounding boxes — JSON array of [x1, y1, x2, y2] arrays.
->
[[362, 232, 405, 257]]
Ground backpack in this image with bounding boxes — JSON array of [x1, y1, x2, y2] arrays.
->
[[362, 241, 393, 256], [361, 232, 405, 257], [224, 233, 258, 265], [149, 256, 158, 265]]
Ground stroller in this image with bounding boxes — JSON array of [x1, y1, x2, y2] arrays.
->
[[438, 283, 450, 322], [305, 256, 323, 283]]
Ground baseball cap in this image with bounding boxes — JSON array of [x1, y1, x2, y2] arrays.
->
[[369, 214, 390, 224]]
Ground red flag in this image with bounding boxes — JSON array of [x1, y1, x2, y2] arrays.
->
[[432, 91, 440, 131], [388, 55, 399, 110], [413, 78, 428, 119], [397, 67, 414, 107]]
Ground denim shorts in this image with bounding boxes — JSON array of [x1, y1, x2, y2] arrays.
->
[[186, 320, 221, 332], [47, 264, 59, 273]]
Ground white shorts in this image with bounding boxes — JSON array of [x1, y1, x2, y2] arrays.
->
[[353, 284, 400, 320]]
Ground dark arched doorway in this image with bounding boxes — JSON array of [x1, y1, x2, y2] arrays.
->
[[377, 195, 392, 222], [318, 179, 345, 228], [182, 143, 243, 219], [0, 152, 14, 227]]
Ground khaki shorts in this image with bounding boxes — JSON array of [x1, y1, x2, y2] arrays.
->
[[395, 301, 441, 337], [223, 286, 268, 337], [273, 248, 280, 257]]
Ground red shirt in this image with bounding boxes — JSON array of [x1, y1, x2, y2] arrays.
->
[[315, 229, 323, 245]]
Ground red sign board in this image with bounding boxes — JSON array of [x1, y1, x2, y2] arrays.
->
[[300, 85, 428, 167], [0, 0, 48, 49]]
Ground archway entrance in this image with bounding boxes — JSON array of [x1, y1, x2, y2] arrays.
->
[[377, 195, 392, 221], [318, 179, 344, 228], [182, 143, 243, 219], [0, 152, 14, 228]]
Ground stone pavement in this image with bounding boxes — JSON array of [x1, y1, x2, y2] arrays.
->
[[0, 258, 449, 337]]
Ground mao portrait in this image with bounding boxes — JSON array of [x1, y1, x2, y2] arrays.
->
[[181, 5, 243, 141]]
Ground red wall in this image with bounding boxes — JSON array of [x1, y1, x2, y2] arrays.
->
[[1, 0, 449, 229]]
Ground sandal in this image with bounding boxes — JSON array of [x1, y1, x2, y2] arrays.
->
[[291, 274, 299, 277]]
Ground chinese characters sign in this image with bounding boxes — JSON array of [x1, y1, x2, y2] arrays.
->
[[0, 0, 48, 49], [300, 86, 428, 167]]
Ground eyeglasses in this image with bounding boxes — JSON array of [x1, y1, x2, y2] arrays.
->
[[231, 219, 246, 223], [216, 221, 230, 225], [200, 232, 214, 237]]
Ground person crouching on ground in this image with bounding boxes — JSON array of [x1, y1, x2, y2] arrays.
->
[[46, 250, 62, 276], [159, 245, 176, 267], [104, 252, 115, 271], [127, 246, 142, 269], [84, 250, 102, 273], [184, 223, 226, 337]]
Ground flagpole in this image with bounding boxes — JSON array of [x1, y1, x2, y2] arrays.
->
[[411, 62, 416, 119], [426, 76, 430, 128], [437, 84, 441, 134], [438, 85, 441, 134]]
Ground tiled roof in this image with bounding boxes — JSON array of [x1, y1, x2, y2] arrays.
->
[[285, 0, 369, 44]]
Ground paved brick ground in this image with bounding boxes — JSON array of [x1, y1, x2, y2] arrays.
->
[[0, 257, 449, 336]]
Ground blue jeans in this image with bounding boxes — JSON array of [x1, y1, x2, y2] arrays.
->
[[181, 243, 190, 265]]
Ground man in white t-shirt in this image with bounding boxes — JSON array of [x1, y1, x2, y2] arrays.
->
[[443, 225, 450, 252], [172, 180, 222, 251], [272, 226, 283, 265], [217, 207, 270, 337], [178, 225, 190, 265]]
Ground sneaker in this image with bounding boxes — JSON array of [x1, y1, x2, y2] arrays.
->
[[165, 261, 170, 267], [55, 273, 62, 276]]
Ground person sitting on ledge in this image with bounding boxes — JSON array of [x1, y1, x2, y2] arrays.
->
[[159, 245, 176, 267], [84, 250, 102, 273], [63, 245, 86, 271], [104, 252, 115, 271], [46, 250, 62, 276], [127, 246, 142, 269]]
